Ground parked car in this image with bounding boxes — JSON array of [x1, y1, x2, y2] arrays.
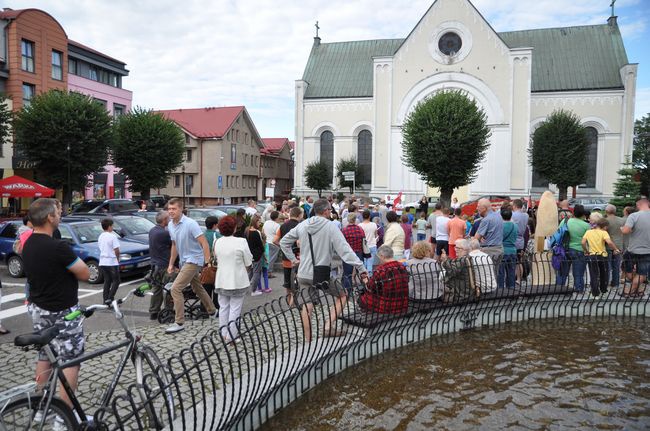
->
[[568, 197, 609, 212], [71, 199, 139, 215], [404, 196, 439, 210], [133, 210, 161, 225], [213, 205, 245, 215], [460, 195, 510, 217], [66, 215, 155, 245], [0, 219, 150, 283], [186, 208, 228, 227]]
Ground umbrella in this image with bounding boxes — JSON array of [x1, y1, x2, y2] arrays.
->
[[0, 175, 55, 198]]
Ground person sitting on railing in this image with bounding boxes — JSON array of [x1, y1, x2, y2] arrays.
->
[[440, 239, 480, 303], [465, 238, 496, 294], [359, 245, 409, 314], [406, 241, 443, 302]]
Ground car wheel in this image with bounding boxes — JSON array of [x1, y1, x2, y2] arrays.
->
[[7, 255, 24, 278], [87, 260, 103, 284]]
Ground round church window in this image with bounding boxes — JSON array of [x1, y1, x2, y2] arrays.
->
[[438, 32, 462, 56]]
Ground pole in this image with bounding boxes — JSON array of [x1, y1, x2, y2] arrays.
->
[[182, 165, 186, 206], [66, 143, 71, 209], [220, 156, 224, 205]]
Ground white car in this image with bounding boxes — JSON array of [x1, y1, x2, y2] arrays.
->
[[403, 197, 439, 210]]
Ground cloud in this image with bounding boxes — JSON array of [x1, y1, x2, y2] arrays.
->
[[8, 0, 648, 139]]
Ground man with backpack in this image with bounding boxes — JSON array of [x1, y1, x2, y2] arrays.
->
[[554, 204, 589, 292]]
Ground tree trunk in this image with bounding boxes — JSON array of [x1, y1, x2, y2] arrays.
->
[[63, 186, 72, 213], [141, 188, 151, 201], [440, 187, 453, 208], [558, 184, 567, 201]]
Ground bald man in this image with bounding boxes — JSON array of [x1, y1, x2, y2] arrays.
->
[[473, 198, 504, 263]]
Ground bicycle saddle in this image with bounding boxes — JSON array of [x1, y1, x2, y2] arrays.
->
[[14, 326, 59, 347]]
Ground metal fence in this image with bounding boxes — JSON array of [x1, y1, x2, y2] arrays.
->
[[95, 252, 650, 430]]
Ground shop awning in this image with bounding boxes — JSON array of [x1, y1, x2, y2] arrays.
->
[[0, 175, 55, 198]]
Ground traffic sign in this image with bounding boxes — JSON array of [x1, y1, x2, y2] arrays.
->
[[343, 175, 354, 181], [342, 171, 355, 176], [218, 175, 222, 189]]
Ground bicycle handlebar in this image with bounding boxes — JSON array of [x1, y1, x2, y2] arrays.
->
[[64, 284, 153, 321]]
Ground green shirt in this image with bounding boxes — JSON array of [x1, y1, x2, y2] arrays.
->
[[567, 218, 590, 252], [204, 229, 222, 257]]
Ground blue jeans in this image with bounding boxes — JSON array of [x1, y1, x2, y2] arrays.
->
[[416, 233, 426, 242], [343, 251, 364, 291], [556, 249, 587, 292], [608, 250, 621, 287], [364, 246, 377, 276], [497, 254, 517, 289]]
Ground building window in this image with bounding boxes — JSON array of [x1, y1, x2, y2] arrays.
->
[[186, 175, 193, 195], [68, 58, 77, 75], [585, 126, 598, 189], [89, 65, 98, 81], [22, 83, 35, 107], [51, 51, 63, 80], [21, 40, 35, 72], [113, 104, 125, 116], [358, 130, 372, 185], [186, 149, 192, 162], [94, 98, 107, 108], [231, 143, 236, 165], [174, 175, 180, 188], [185, 134, 190, 144], [320, 130, 334, 184]]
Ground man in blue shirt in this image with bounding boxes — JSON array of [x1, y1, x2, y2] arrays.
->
[[474, 198, 504, 263], [165, 198, 217, 334]]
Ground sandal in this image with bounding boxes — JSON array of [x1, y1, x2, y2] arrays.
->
[[0, 327, 10, 335]]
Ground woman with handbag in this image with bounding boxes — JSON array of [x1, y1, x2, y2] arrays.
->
[[213, 216, 253, 343]]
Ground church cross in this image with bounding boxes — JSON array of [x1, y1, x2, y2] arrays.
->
[[315, 21, 320, 38], [610, 0, 616, 16]]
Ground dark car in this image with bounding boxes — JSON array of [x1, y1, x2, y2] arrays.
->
[[71, 199, 139, 215], [66, 215, 155, 245], [0, 219, 150, 283]]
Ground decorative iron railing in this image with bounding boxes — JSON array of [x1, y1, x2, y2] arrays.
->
[[95, 252, 649, 430]]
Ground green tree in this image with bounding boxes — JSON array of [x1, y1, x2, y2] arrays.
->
[[529, 109, 588, 201], [112, 108, 185, 200], [304, 160, 330, 197], [0, 94, 12, 149], [632, 113, 650, 197], [335, 156, 363, 194], [610, 156, 641, 212], [13, 90, 113, 206], [401, 90, 491, 206]]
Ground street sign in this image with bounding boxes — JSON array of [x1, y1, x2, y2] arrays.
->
[[342, 171, 355, 176], [343, 175, 354, 181], [265, 187, 274, 197], [218, 175, 222, 189]]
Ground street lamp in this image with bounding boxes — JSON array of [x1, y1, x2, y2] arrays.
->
[[181, 165, 186, 207]]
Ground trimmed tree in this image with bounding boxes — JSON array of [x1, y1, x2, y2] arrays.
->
[[610, 156, 641, 212], [401, 89, 491, 206], [112, 108, 185, 201], [304, 160, 330, 197], [633, 113, 650, 197], [0, 94, 11, 148], [13, 90, 113, 206], [529, 109, 588, 201], [335, 156, 363, 194]]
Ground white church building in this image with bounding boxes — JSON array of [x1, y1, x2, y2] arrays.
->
[[293, 0, 637, 202]]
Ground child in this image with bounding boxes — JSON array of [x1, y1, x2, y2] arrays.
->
[[414, 212, 427, 242], [582, 218, 620, 298], [257, 243, 272, 293], [98, 218, 121, 303]]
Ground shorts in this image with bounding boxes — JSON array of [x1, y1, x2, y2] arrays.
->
[[295, 276, 347, 307], [29, 303, 85, 362], [623, 252, 650, 277]]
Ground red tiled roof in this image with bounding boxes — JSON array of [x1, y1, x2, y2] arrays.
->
[[288, 141, 295, 150], [261, 138, 290, 155], [0, 9, 22, 19], [68, 39, 126, 65], [156, 106, 245, 139]]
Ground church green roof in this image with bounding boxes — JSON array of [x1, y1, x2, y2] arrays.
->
[[302, 23, 629, 99]]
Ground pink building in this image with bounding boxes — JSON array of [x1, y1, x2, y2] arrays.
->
[[66, 40, 132, 200]]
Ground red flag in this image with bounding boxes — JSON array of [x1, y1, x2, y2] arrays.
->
[[393, 191, 403, 206]]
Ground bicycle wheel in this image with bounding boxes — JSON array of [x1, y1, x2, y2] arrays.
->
[[1, 394, 77, 430], [135, 345, 175, 429]]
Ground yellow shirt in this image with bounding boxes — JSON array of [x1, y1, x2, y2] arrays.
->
[[583, 229, 610, 257]]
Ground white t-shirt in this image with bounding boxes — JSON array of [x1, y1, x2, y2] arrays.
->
[[360, 221, 378, 247], [98, 231, 120, 266], [262, 220, 280, 244], [435, 216, 450, 241], [245, 206, 258, 216]]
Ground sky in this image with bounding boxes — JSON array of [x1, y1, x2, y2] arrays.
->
[[8, 0, 650, 140]]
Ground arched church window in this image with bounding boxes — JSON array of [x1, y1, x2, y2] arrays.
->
[[585, 127, 598, 189], [320, 130, 334, 184], [358, 130, 372, 185]]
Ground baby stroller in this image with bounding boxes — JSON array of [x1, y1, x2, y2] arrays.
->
[[156, 271, 215, 324]]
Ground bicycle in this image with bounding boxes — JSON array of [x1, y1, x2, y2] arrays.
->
[[0, 284, 175, 430]]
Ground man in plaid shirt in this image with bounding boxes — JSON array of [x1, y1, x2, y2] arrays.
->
[[359, 245, 409, 314], [342, 214, 366, 289]]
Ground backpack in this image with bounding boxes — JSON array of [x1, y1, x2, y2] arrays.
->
[[550, 219, 570, 270]]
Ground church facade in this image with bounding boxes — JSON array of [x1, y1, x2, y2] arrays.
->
[[293, 0, 637, 202]]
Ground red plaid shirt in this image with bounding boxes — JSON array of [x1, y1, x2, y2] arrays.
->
[[342, 224, 365, 253], [359, 260, 409, 314]]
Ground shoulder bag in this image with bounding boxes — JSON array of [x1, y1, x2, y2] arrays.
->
[[308, 233, 331, 287], [200, 234, 218, 285]]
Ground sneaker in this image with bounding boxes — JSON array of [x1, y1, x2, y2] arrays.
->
[[262, 288, 272, 293], [251, 290, 263, 297], [52, 415, 66, 431], [210, 309, 219, 319], [165, 323, 184, 334]]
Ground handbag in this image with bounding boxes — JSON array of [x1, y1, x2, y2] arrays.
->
[[362, 238, 371, 259], [308, 233, 331, 287], [200, 262, 217, 285]]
